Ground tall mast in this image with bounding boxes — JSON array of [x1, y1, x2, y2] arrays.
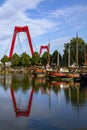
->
[[48, 36, 50, 65], [76, 32, 78, 66], [68, 43, 70, 67], [57, 43, 59, 66], [57, 50, 59, 66], [84, 46, 86, 65]]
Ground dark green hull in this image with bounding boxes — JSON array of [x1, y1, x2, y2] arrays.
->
[[49, 75, 73, 82]]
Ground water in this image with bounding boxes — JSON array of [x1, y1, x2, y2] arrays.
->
[[0, 73, 87, 130]]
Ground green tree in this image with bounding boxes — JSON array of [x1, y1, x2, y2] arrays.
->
[[31, 52, 40, 65], [10, 53, 20, 67], [20, 52, 31, 67], [1, 55, 9, 64], [63, 37, 86, 66], [51, 50, 61, 66], [41, 51, 50, 66]]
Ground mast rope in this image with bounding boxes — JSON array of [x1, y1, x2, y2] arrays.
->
[[17, 33, 24, 54]]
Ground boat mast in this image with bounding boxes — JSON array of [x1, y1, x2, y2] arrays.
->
[[57, 50, 59, 66], [48, 40, 50, 66], [84, 46, 86, 65], [76, 32, 78, 67], [68, 43, 70, 67], [57, 44, 59, 66]]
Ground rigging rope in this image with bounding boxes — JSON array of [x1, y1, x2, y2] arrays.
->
[[17, 33, 24, 54], [4, 35, 13, 57], [24, 32, 35, 56]]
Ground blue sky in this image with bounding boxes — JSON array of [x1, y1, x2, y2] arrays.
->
[[0, 0, 87, 59]]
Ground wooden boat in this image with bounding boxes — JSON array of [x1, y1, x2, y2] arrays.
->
[[80, 73, 87, 79], [73, 73, 87, 83], [66, 73, 80, 82], [66, 72, 80, 78], [60, 77, 73, 82], [46, 68, 53, 78], [49, 71, 66, 78], [32, 68, 45, 78], [73, 77, 81, 82], [80, 73, 87, 84], [48, 71, 73, 82]]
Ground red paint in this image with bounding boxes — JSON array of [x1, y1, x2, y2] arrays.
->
[[39, 45, 49, 56], [10, 88, 34, 117], [9, 26, 34, 58]]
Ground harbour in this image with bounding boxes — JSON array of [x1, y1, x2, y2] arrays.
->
[[0, 1, 87, 129], [0, 73, 87, 130]]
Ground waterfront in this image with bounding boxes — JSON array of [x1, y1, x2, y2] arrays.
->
[[0, 73, 87, 130]]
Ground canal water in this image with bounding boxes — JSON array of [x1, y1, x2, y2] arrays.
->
[[0, 73, 87, 130]]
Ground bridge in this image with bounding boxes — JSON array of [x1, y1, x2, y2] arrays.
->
[[9, 26, 50, 58], [10, 87, 34, 117]]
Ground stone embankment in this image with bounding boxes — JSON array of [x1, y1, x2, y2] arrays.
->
[[0, 67, 31, 74], [0, 65, 40, 74]]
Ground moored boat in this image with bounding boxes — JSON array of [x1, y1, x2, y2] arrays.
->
[[32, 67, 46, 78], [49, 71, 67, 78], [61, 77, 73, 82], [48, 71, 73, 82], [73, 73, 87, 89]]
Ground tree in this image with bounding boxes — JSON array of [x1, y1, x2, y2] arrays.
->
[[31, 52, 40, 65], [63, 37, 86, 66], [10, 53, 20, 67], [51, 50, 61, 66], [20, 52, 31, 67], [1, 55, 9, 64], [41, 51, 50, 66]]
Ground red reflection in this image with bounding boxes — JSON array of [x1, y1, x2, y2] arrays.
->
[[10, 87, 34, 117]]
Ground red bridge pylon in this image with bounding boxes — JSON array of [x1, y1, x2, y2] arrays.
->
[[9, 26, 34, 58], [39, 45, 49, 56], [10, 87, 34, 117]]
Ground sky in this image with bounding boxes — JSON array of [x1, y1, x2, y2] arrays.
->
[[0, 0, 87, 59]]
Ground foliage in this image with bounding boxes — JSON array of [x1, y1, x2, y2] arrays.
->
[[1, 55, 9, 64], [41, 51, 50, 66], [10, 53, 20, 67], [63, 37, 86, 66], [51, 50, 61, 66], [20, 52, 31, 67], [22, 74, 30, 91], [31, 52, 40, 65], [0, 37, 87, 67]]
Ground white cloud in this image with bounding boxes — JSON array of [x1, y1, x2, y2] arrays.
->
[[51, 5, 87, 18], [0, 0, 87, 58], [7, 0, 45, 10], [0, 0, 56, 41], [0, 0, 57, 58], [50, 5, 87, 33]]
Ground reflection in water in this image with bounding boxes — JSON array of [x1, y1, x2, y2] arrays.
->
[[64, 84, 87, 108], [1, 74, 87, 129], [1, 74, 87, 112], [0, 74, 11, 89], [10, 88, 34, 117]]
